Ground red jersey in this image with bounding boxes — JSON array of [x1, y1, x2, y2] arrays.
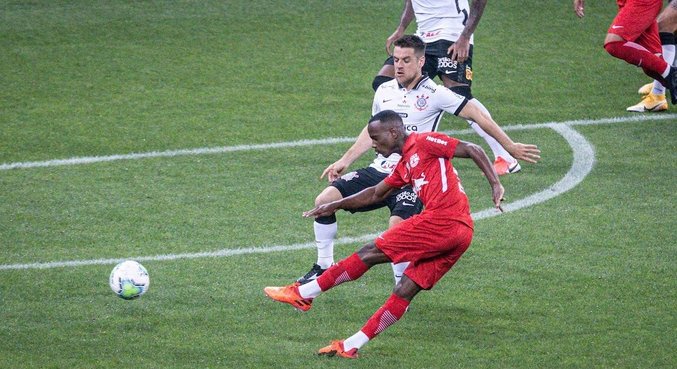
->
[[384, 132, 473, 229]]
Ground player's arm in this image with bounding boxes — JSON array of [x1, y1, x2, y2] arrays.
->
[[454, 140, 504, 211], [386, 0, 415, 55], [449, 0, 487, 62], [303, 181, 396, 218], [457, 100, 541, 163], [320, 124, 373, 182]]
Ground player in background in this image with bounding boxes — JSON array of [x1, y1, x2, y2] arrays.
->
[[573, 0, 677, 105], [372, 0, 522, 176], [265, 110, 505, 359], [296, 35, 540, 287], [628, 0, 677, 112]]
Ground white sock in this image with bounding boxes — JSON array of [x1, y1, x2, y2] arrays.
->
[[652, 45, 676, 94], [467, 99, 515, 163], [652, 80, 666, 95], [314, 221, 337, 269], [663, 44, 676, 67], [343, 331, 370, 351], [391, 262, 410, 285], [298, 280, 322, 299]]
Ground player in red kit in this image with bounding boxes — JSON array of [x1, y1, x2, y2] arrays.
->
[[263, 109, 504, 358], [573, 0, 677, 104]]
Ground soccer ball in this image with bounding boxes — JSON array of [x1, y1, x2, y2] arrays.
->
[[109, 260, 150, 300]]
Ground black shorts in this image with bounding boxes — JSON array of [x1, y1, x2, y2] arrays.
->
[[384, 40, 474, 86], [331, 167, 423, 219]]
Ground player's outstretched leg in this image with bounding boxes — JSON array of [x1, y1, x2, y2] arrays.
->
[[265, 253, 370, 311]]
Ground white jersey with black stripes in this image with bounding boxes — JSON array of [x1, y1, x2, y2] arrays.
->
[[370, 76, 468, 174]]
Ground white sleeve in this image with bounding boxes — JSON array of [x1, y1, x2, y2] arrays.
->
[[435, 88, 468, 116], [372, 89, 381, 116]]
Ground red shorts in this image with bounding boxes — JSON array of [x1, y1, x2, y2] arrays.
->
[[375, 212, 473, 290], [611, 0, 662, 53]]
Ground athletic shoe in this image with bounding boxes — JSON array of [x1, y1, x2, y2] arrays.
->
[[637, 82, 653, 95], [626, 93, 668, 112], [296, 263, 327, 285], [263, 284, 313, 312], [493, 157, 521, 176], [317, 340, 359, 359]]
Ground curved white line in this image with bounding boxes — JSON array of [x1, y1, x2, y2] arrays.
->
[[472, 123, 595, 219], [0, 124, 595, 270], [0, 114, 671, 171]]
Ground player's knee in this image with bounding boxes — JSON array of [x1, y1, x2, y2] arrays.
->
[[372, 75, 394, 91], [315, 186, 342, 206], [388, 215, 404, 228], [603, 41, 623, 57], [393, 276, 420, 301], [356, 242, 387, 266]]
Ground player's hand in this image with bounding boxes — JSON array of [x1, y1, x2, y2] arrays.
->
[[303, 203, 339, 218], [573, 0, 585, 18], [320, 160, 349, 182], [493, 184, 505, 212], [507, 143, 541, 164], [448, 36, 470, 63], [386, 30, 404, 56]]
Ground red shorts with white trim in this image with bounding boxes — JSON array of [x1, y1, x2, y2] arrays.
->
[[375, 212, 473, 290], [610, 0, 662, 53]]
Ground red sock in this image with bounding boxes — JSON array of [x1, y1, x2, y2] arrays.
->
[[316, 253, 369, 291], [604, 41, 669, 84], [360, 294, 410, 339]]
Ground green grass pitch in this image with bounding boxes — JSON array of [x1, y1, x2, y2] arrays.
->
[[0, 1, 675, 368]]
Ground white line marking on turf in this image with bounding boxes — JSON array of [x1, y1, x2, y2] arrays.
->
[[471, 123, 594, 219], [0, 114, 674, 171], [0, 122, 599, 271]]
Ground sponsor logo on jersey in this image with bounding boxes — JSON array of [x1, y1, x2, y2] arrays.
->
[[379, 160, 396, 171], [409, 153, 420, 168], [422, 84, 436, 93], [413, 173, 429, 194], [405, 125, 418, 132], [395, 191, 418, 204], [426, 135, 448, 146], [415, 94, 429, 111], [420, 30, 441, 38], [438, 57, 458, 70], [465, 66, 473, 81]]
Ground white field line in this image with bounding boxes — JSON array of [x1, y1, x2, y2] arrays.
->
[[0, 115, 670, 270], [1, 114, 674, 171]]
